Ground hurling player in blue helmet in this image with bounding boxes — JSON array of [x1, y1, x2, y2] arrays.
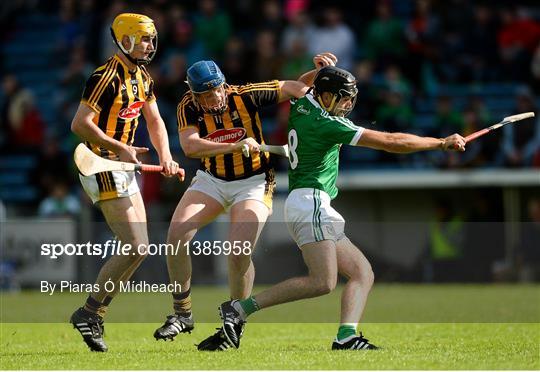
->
[[154, 54, 339, 350], [186, 60, 228, 115]]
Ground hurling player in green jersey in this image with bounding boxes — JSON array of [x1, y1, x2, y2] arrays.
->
[[217, 65, 466, 350]]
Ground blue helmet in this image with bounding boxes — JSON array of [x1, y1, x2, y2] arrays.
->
[[186, 60, 225, 93]]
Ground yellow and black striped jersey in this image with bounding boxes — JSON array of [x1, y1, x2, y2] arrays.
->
[[177, 81, 281, 181], [80, 54, 155, 159]]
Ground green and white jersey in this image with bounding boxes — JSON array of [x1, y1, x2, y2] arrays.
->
[[287, 93, 364, 199]]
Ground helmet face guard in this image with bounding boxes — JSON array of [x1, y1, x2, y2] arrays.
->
[[313, 66, 358, 117], [187, 60, 228, 115], [331, 87, 358, 117], [111, 13, 158, 66], [192, 85, 228, 115]]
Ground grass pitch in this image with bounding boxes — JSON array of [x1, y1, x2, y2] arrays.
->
[[1, 285, 539, 370]]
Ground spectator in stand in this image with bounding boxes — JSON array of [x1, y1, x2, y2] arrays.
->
[[253, 29, 283, 82], [404, 0, 440, 86], [381, 64, 412, 101], [502, 86, 540, 167], [281, 37, 313, 81], [425, 1, 474, 83], [433, 95, 464, 137], [469, 94, 493, 125], [375, 84, 414, 134], [375, 84, 414, 166], [351, 60, 377, 121], [221, 36, 253, 84], [159, 54, 188, 107], [308, 6, 355, 70], [463, 4, 500, 82], [364, 1, 405, 70], [436, 0, 473, 35], [158, 4, 185, 48], [57, 45, 95, 137], [77, 0, 100, 59], [35, 137, 74, 196], [280, 6, 314, 80], [258, 0, 284, 36], [154, 53, 189, 131], [1, 75, 45, 150], [282, 8, 315, 56], [497, 6, 540, 82], [38, 181, 81, 217], [532, 43, 540, 94], [193, 0, 231, 60], [165, 17, 206, 67], [56, 0, 82, 62], [60, 45, 94, 102]]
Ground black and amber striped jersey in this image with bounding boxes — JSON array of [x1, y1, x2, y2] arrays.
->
[[177, 81, 281, 181], [80, 54, 155, 159]]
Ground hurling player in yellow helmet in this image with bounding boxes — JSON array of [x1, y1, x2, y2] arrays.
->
[[69, 13, 182, 352], [110, 13, 158, 66]]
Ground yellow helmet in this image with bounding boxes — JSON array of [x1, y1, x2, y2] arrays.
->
[[110, 13, 158, 65]]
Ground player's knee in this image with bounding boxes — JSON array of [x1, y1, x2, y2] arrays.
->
[[357, 267, 374, 289], [167, 228, 196, 250], [362, 267, 375, 289], [350, 260, 375, 288], [312, 276, 337, 295]]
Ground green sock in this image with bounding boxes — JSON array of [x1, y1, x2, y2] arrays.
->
[[337, 324, 356, 341], [237, 296, 260, 317]]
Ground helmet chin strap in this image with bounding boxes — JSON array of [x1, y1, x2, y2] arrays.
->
[[110, 28, 153, 66], [122, 49, 143, 66], [317, 94, 337, 115]]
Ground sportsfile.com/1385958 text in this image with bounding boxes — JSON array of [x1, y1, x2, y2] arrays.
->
[[40, 240, 252, 259]]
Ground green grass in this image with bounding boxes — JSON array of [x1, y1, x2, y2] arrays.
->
[[1, 285, 539, 370], [1, 323, 538, 370]]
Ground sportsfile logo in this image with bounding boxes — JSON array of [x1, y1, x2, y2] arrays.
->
[[204, 128, 246, 143], [118, 101, 145, 120]]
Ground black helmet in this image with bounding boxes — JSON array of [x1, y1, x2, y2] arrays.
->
[[312, 66, 358, 117]]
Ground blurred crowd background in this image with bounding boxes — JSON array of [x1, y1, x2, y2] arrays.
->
[[0, 0, 539, 286]]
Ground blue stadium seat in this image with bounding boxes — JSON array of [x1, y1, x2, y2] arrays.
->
[[0, 154, 38, 203], [0, 155, 37, 169], [0, 172, 28, 185], [0, 187, 38, 202]]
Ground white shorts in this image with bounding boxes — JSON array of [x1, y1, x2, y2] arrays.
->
[[79, 170, 139, 204], [285, 188, 346, 247], [187, 170, 275, 210]]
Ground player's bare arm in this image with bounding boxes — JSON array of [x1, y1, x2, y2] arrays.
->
[[142, 100, 180, 177], [278, 52, 338, 102], [356, 129, 466, 153], [71, 103, 149, 164], [180, 127, 259, 158]]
